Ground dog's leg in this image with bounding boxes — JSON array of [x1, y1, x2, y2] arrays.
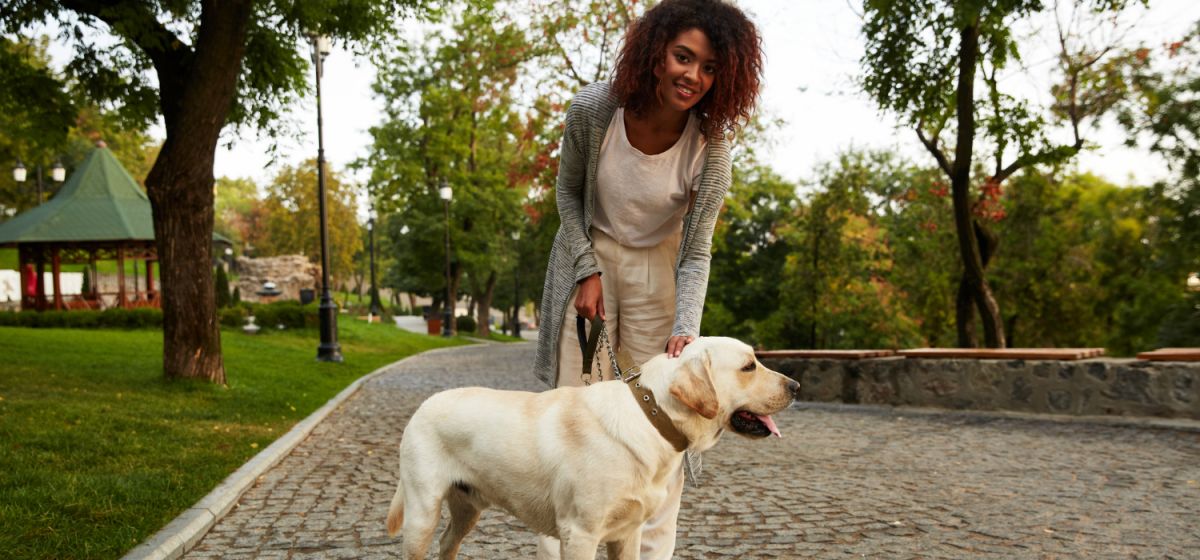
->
[[559, 528, 602, 560], [605, 535, 641, 560], [438, 489, 482, 560], [401, 491, 442, 560]]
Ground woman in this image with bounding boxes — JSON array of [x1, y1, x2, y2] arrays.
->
[[534, 0, 763, 557]]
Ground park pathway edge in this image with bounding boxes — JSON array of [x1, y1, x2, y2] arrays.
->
[[120, 346, 463, 560]]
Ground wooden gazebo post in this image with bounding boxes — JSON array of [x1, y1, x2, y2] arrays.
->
[[52, 247, 63, 310], [117, 246, 127, 308], [35, 248, 47, 311]]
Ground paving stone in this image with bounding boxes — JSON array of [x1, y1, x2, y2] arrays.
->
[[184, 342, 1200, 559]]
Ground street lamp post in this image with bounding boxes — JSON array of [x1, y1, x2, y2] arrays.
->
[[311, 34, 342, 362], [439, 179, 453, 337], [511, 229, 521, 338], [368, 207, 382, 318], [13, 158, 65, 205]]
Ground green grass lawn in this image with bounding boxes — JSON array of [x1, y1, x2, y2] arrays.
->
[[0, 321, 469, 559]]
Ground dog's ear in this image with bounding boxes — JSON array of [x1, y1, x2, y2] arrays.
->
[[669, 350, 719, 419]]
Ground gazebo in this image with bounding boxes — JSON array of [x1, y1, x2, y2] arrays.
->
[[0, 142, 159, 311]]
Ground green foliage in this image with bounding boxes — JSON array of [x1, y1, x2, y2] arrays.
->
[[214, 266, 232, 309], [0, 308, 163, 329], [772, 152, 927, 350], [0, 38, 159, 216], [368, 2, 550, 334], [255, 160, 362, 286], [214, 176, 262, 249], [0, 321, 465, 559], [455, 314, 477, 333]]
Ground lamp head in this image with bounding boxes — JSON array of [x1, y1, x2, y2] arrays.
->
[[51, 160, 65, 182], [438, 179, 452, 201], [13, 159, 26, 183]]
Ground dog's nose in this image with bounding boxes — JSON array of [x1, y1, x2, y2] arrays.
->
[[786, 379, 801, 400]]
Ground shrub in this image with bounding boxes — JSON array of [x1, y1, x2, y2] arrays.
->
[[219, 305, 249, 328], [248, 301, 317, 330], [455, 314, 476, 333], [0, 308, 163, 329], [215, 266, 231, 308]]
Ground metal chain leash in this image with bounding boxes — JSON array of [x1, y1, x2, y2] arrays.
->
[[581, 320, 622, 386]]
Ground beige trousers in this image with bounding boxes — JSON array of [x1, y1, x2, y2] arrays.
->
[[537, 228, 685, 560]]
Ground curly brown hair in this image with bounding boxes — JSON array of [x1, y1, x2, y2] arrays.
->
[[612, 0, 763, 138]]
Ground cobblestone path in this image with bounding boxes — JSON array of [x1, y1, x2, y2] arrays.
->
[[184, 342, 1200, 559]]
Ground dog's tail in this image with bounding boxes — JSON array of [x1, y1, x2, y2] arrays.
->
[[386, 477, 404, 536]]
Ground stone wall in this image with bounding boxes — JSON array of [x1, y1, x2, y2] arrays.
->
[[233, 255, 317, 303], [761, 356, 1200, 419]]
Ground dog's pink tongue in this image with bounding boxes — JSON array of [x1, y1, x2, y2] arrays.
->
[[756, 414, 781, 437]]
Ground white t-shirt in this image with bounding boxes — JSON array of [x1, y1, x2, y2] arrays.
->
[[592, 107, 707, 248]]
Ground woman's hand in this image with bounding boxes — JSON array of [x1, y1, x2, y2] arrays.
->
[[574, 273, 605, 321], [665, 335, 694, 358]]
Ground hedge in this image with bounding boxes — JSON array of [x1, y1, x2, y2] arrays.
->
[[0, 308, 163, 329], [1, 301, 322, 331]]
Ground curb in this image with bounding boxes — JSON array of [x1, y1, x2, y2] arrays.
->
[[120, 348, 453, 560]]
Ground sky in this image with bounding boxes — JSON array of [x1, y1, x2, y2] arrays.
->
[[46, 1, 1200, 196]]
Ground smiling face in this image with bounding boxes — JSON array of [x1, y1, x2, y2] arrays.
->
[[652, 28, 716, 115]]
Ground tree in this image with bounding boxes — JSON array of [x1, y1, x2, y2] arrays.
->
[[214, 264, 231, 309], [1, 36, 156, 215], [367, 1, 540, 337], [704, 162, 799, 346], [1116, 20, 1200, 344], [213, 176, 260, 250], [860, 0, 1140, 348], [257, 160, 362, 288], [2, 1, 426, 382], [772, 151, 925, 350]]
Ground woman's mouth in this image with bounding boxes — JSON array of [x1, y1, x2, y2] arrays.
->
[[675, 83, 698, 99]]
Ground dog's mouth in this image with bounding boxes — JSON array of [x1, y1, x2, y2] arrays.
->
[[730, 409, 781, 439]]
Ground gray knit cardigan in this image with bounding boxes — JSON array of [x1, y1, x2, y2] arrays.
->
[[533, 82, 733, 387]]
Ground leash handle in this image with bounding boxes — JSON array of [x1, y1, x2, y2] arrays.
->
[[576, 314, 605, 378]]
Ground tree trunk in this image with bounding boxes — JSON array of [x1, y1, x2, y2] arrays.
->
[[949, 21, 1006, 349], [145, 1, 254, 383], [475, 271, 496, 338]]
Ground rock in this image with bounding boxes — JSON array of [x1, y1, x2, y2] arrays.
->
[[234, 255, 318, 303]]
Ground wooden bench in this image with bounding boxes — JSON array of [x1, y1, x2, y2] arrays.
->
[[755, 350, 896, 360], [1136, 348, 1200, 362], [896, 348, 1105, 360]]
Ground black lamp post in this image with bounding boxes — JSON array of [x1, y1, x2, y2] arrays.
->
[[511, 229, 521, 338], [13, 158, 65, 205], [368, 207, 382, 318], [439, 179, 453, 337], [311, 34, 342, 362]]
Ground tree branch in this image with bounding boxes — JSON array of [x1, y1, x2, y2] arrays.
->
[[549, 32, 586, 87], [59, 0, 191, 77], [916, 124, 953, 177]]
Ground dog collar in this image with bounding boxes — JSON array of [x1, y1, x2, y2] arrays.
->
[[627, 376, 690, 453]]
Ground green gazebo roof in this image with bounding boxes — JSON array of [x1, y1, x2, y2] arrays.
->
[[0, 145, 153, 246]]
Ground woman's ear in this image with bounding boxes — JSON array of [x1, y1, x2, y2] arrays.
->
[[669, 349, 718, 419]]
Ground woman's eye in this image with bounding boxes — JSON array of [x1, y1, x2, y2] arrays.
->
[[676, 54, 688, 63], [704, 65, 716, 74]]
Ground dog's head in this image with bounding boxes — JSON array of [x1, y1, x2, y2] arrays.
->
[[665, 337, 799, 443]]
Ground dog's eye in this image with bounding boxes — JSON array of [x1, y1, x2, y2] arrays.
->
[[741, 362, 756, 373]]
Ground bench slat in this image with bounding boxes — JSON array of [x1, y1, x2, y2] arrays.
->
[[897, 348, 1105, 360], [755, 350, 896, 360], [1136, 348, 1200, 361]]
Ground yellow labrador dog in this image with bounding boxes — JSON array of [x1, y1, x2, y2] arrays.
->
[[386, 336, 799, 559]]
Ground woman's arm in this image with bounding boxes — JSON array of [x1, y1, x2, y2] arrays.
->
[[555, 100, 601, 285], [671, 137, 732, 344]]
